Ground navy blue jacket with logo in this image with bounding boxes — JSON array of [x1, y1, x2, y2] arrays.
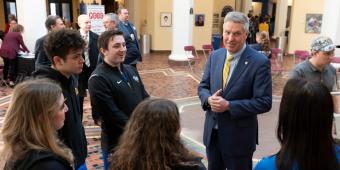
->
[[88, 62, 149, 150]]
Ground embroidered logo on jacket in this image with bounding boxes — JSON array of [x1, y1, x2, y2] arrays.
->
[[133, 76, 139, 83]]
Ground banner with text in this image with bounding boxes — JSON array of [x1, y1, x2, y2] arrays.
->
[[86, 5, 105, 35]]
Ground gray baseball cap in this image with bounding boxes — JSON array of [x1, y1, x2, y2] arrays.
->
[[311, 36, 336, 52]]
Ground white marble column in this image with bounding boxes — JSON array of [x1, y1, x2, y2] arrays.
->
[[273, 0, 288, 39], [169, 0, 193, 61], [321, 0, 340, 57], [16, 0, 47, 52]]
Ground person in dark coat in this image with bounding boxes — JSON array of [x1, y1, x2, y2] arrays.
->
[[34, 15, 65, 70], [117, 7, 141, 67], [32, 29, 88, 170], [77, 14, 99, 116], [198, 12, 272, 170], [0, 79, 73, 170]]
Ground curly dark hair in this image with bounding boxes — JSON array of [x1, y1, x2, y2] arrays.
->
[[44, 29, 85, 65]]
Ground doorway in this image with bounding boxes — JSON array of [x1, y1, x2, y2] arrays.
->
[[101, 0, 119, 13], [3, 0, 17, 23], [48, 0, 73, 22]]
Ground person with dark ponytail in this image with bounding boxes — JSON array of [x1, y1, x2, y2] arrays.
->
[[255, 79, 340, 170]]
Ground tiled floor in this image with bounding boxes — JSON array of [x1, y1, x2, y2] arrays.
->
[[0, 51, 294, 169]]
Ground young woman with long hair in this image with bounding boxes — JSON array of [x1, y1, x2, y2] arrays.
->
[[110, 98, 206, 170], [255, 79, 340, 170], [0, 79, 74, 169]]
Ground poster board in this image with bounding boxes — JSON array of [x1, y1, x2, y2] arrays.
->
[[86, 5, 105, 35]]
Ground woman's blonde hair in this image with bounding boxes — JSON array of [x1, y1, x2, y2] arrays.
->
[[0, 79, 74, 169]]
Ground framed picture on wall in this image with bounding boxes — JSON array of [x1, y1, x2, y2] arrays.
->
[[195, 14, 205, 26], [305, 14, 322, 34], [160, 12, 172, 27]]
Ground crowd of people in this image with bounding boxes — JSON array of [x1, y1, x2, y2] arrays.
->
[[0, 8, 339, 170]]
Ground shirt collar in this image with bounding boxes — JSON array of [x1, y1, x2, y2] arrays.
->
[[80, 29, 88, 37], [306, 59, 328, 73], [227, 44, 246, 60]]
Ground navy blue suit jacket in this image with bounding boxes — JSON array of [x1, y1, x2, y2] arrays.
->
[[117, 21, 141, 64], [198, 46, 272, 156]]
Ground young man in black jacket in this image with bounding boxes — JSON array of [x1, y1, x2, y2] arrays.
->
[[33, 29, 88, 170], [88, 30, 149, 169]]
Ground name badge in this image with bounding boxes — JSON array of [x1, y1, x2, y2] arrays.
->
[[130, 34, 135, 41]]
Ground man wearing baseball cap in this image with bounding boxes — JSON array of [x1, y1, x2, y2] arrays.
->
[[289, 36, 337, 91]]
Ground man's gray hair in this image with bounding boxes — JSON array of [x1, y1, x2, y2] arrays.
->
[[105, 13, 119, 23], [224, 12, 249, 33]]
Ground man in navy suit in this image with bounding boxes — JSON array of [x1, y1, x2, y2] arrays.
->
[[117, 7, 141, 67], [198, 12, 272, 170]]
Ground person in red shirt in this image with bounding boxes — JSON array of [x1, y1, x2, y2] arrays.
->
[[0, 24, 29, 86]]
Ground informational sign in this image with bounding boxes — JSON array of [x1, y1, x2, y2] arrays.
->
[[86, 5, 105, 35]]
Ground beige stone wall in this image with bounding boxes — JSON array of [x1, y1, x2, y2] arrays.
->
[[0, 0, 5, 30], [193, 0, 214, 50], [133, 0, 235, 51], [212, 0, 235, 35], [287, 0, 324, 53]]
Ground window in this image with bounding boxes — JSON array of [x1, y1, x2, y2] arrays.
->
[[3, 0, 17, 23], [48, 0, 73, 22]]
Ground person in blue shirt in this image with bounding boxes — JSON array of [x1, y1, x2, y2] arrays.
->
[[255, 78, 340, 170]]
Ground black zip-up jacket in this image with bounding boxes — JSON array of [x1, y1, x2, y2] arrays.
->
[[32, 66, 87, 169], [88, 62, 149, 150], [6, 150, 72, 170]]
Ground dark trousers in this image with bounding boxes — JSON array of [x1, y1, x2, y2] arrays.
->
[[207, 129, 253, 170], [79, 96, 84, 121], [2, 57, 18, 81]]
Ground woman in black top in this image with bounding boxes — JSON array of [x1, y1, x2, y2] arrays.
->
[[0, 79, 74, 169]]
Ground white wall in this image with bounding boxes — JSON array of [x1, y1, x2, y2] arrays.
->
[[16, 0, 47, 52]]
